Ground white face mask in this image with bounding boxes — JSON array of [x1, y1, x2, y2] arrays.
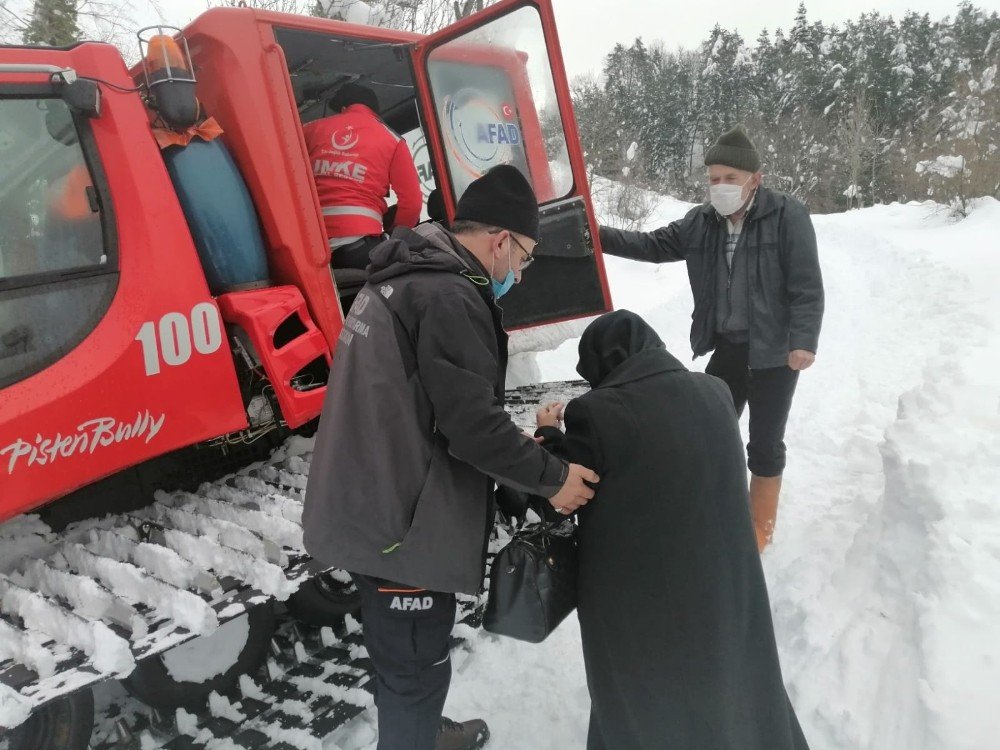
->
[[709, 175, 754, 217]]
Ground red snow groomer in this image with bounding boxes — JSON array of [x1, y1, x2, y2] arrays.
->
[[0, 1, 609, 746]]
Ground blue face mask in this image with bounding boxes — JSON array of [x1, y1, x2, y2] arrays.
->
[[492, 270, 516, 298], [490, 238, 517, 298]]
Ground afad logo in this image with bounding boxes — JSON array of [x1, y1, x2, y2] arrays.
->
[[477, 122, 521, 146], [442, 89, 522, 178], [406, 133, 435, 198], [330, 126, 360, 152]]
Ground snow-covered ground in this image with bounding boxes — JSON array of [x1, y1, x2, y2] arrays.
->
[[8, 192, 996, 749], [329, 195, 1000, 749]]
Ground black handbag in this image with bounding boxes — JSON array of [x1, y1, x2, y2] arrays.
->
[[483, 519, 578, 643]]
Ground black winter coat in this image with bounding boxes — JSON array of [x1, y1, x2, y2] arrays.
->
[[302, 223, 567, 595], [598, 187, 824, 370], [542, 311, 809, 750]]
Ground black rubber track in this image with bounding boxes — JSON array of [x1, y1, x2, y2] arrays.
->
[[2, 689, 95, 750], [121, 600, 277, 711]]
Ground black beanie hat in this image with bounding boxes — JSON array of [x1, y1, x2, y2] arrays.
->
[[329, 83, 379, 115], [704, 124, 761, 173], [454, 165, 540, 241]]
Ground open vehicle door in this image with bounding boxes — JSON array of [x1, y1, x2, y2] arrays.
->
[[411, 0, 612, 328]]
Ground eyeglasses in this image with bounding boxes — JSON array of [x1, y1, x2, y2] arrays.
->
[[509, 234, 536, 270]]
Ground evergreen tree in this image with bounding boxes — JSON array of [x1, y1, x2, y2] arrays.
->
[[603, 40, 660, 182], [23, 0, 80, 46], [573, 2, 1000, 211], [698, 26, 753, 137], [652, 48, 703, 186]]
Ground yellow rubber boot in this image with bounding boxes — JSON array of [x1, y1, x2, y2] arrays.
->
[[749, 474, 782, 553]]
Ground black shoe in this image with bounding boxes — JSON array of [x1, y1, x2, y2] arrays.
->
[[436, 716, 490, 750]]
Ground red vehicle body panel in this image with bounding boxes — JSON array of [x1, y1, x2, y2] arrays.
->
[[0, 44, 247, 522], [217, 286, 330, 428]]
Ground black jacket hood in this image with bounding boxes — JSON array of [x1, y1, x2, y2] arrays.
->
[[576, 310, 686, 389], [368, 222, 489, 284]]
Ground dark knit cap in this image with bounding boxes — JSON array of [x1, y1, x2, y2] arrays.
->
[[329, 83, 379, 114], [704, 124, 761, 173], [454, 165, 540, 241]]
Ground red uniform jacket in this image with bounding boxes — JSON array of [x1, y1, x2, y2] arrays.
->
[[302, 104, 422, 244]]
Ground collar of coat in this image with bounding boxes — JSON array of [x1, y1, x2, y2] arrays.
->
[[367, 223, 503, 323], [702, 185, 779, 223], [368, 222, 488, 282], [596, 347, 688, 389]]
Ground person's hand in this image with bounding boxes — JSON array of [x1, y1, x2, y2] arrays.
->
[[788, 349, 815, 371], [536, 401, 564, 429], [549, 463, 599, 515]]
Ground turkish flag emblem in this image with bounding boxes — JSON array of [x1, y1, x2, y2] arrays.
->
[[502, 103, 514, 118]]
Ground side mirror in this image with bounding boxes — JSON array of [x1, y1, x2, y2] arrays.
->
[[61, 79, 101, 118], [45, 77, 101, 145], [45, 102, 77, 146]]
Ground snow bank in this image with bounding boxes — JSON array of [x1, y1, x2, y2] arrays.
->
[[876, 349, 1000, 749]]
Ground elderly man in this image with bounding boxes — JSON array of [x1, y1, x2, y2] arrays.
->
[[598, 125, 824, 552], [304, 165, 599, 750]]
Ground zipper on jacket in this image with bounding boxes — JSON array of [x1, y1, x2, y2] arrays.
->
[[723, 224, 749, 333]]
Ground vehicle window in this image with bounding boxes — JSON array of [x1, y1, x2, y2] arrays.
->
[[0, 98, 106, 281], [274, 25, 421, 136], [425, 5, 574, 204], [0, 97, 115, 387]]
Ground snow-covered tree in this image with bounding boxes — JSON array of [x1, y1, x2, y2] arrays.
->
[[3, 1, 156, 48], [22, 0, 80, 45], [573, 2, 1000, 211]]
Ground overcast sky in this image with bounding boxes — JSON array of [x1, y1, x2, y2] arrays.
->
[[130, 0, 1000, 79]]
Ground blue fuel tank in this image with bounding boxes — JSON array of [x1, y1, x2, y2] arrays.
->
[[162, 137, 270, 295]]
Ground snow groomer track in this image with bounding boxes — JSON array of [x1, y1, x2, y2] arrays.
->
[[0, 380, 588, 748]]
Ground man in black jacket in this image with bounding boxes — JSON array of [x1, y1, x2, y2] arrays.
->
[[598, 125, 824, 552], [303, 165, 599, 750]]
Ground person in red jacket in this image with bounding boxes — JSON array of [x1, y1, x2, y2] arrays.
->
[[302, 83, 422, 270]]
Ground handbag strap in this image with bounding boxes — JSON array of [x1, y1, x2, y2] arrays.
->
[[516, 519, 575, 549]]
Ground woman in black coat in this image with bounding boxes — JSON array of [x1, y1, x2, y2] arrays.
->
[[536, 310, 809, 750]]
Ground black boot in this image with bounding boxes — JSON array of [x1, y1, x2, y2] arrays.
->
[[436, 716, 490, 750]]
